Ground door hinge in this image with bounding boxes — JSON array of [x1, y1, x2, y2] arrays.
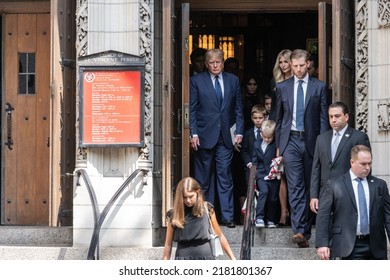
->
[[341, 51, 354, 69], [60, 53, 76, 71], [58, 203, 73, 218]]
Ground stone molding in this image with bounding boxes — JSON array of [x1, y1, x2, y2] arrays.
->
[[75, 0, 154, 162], [139, 0, 153, 161], [356, 0, 369, 132], [76, 0, 88, 161], [378, 0, 390, 28], [378, 100, 390, 131]]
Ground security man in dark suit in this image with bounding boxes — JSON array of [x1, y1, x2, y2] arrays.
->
[[190, 49, 244, 228], [275, 49, 329, 247], [316, 145, 390, 260], [310, 101, 371, 213]]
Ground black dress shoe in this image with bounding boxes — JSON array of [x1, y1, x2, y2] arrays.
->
[[222, 220, 236, 228]]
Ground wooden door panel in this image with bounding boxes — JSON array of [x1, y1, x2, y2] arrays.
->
[[3, 14, 19, 224], [318, 2, 332, 104], [35, 14, 50, 224], [181, 3, 190, 178], [162, 0, 174, 225], [17, 14, 37, 52], [3, 14, 50, 225], [16, 96, 37, 224], [332, 0, 355, 124]]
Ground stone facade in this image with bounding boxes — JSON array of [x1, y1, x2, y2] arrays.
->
[[71, 0, 390, 247], [364, 0, 390, 184], [73, 0, 155, 247]]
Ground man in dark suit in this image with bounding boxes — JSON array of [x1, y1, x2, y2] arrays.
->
[[316, 145, 390, 260], [275, 49, 329, 247], [310, 101, 371, 214], [190, 49, 244, 228]]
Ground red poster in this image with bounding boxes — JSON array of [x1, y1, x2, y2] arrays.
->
[[82, 70, 142, 145]]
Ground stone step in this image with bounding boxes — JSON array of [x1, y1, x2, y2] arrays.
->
[[0, 245, 318, 260], [0, 226, 73, 246], [0, 226, 387, 260], [0, 225, 320, 260], [0, 225, 307, 247], [221, 225, 316, 246], [2, 244, 389, 260]]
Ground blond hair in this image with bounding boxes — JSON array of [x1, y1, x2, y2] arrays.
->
[[273, 49, 292, 83], [261, 120, 276, 136], [251, 104, 267, 116]]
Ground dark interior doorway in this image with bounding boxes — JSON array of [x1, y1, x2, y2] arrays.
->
[[185, 11, 318, 224], [189, 11, 318, 93]]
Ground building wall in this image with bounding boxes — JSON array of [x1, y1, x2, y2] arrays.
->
[[71, 0, 390, 248], [73, 0, 156, 247], [360, 0, 390, 184]]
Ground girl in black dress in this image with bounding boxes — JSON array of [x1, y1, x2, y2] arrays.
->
[[163, 177, 236, 260]]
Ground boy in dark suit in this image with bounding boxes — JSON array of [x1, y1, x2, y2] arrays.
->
[[241, 105, 267, 189], [264, 94, 276, 121], [252, 120, 280, 228]]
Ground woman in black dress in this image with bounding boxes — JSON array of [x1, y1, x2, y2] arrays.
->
[[163, 177, 236, 260]]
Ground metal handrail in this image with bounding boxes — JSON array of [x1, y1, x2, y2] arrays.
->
[[240, 165, 257, 260], [75, 168, 148, 260]]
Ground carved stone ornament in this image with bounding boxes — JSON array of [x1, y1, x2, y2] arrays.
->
[[75, 0, 88, 160], [377, 100, 390, 131], [139, 0, 153, 161], [378, 0, 390, 28], [75, 0, 153, 162], [356, 0, 369, 132]]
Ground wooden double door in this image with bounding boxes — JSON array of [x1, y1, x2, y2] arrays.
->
[[2, 14, 50, 225]]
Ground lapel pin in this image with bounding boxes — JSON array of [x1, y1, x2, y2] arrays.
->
[[345, 134, 350, 137]]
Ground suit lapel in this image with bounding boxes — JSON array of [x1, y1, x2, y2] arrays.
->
[[221, 72, 230, 110], [344, 174, 358, 210], [304, 77, 314, 110], [325, 130, 333, 163], [287, 78, 294, 114], [250, 131, 256, 148], [367, 175, 376, 216]]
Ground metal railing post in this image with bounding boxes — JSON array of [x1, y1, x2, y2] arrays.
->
[[240, 165, 257, 260], [75, 168, 148, 260]]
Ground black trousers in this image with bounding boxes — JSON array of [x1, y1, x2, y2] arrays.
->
[[341, 238, 386, 260]]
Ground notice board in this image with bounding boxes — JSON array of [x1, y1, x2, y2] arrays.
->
[[79, 51, 145, 147]]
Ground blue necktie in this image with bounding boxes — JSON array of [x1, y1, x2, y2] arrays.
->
[[215, 75, 223, 107], [356, 178, 369, 234], [256, 129, 261, 141], [296, 80, 304, 131]]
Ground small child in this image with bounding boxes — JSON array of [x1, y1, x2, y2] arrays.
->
[[252, 120, 280, 228], [241, 105, 267, 187], [264, 94, 276, 121]]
